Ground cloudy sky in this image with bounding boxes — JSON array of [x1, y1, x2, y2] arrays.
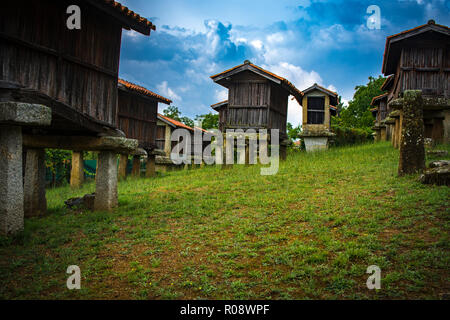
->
[[117, 0, 450, 126]]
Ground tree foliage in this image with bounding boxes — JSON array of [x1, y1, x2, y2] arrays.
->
[[334, 76, 385, 130], [195, 113, 219, 130], [162, 106, 194, 128], [287, 122, 302, 142]]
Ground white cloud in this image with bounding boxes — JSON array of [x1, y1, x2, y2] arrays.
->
[[214, 89, 228, 102], [157, 81, 182, 102], [261, 62, 323, 126], [327, 85, 337, 93], [287, 98, 303, 127], [251, 39, 264, 50], [262, 62, 322, 92]]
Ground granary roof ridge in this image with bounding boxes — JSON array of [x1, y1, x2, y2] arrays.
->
[[86, 0, 155, 35], [382, 20, 450, 74], [381, 75, 394, 91], [302, 83, 338, 97], [210, 61, 304, 103], [118, 79, 172, 105], [371, 93, 389, 106], [158, 113, 194, 131]]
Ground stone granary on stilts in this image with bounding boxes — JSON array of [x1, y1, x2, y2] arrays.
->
[[371, 20, 450, 149], [116, 79, 172, 180], [0, 0, 155, 236], [210, 60, 303, 161], [298, 83, 338, 152]]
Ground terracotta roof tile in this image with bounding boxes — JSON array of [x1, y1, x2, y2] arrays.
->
[[102, 0, 155, 31], [119, 79, 172, 104], [158, 114, 193, 131]]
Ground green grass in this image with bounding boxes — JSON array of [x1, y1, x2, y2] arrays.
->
[[0, 142, 449, 300]]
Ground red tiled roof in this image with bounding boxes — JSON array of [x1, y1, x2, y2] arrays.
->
[[118, 79, 172, 104], [210, 62, 303, 102], [101, 0, 155, 32], [371, 93, 388, 106], [158, 114, 193, 131], [194, 127, 212, 135]]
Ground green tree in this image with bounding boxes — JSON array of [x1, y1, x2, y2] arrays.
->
[[336, 76, 385, 129], [195, 113, 219, 130], [287, 122, 302, 142], [180, 116, 194, 128], [163, 106, 194, 127]]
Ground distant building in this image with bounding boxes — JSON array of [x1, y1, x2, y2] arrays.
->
[[117, 79, 172, 178], [156, 114, 211, 170], [210, 60, 303, 160], [372, 20, 450, 145]]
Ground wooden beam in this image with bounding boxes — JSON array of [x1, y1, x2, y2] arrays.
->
[[23, 135, 138, 153]]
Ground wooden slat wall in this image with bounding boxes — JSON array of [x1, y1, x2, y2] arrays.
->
[[118, 90, 157, 150], [0, 0, 122, 127], [399, 47, 449, 97]]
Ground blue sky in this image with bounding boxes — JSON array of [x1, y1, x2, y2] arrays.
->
[[118, 0, 450, 126]]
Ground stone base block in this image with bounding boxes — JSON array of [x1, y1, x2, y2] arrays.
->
[[304, 137, 329, 152]]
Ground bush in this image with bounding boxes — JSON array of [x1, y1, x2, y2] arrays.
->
[[330, 125, 373, 147]]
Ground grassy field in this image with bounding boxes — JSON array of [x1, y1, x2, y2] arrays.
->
[[0, 142, 449, 300]]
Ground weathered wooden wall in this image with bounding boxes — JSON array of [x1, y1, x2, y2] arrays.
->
[[224, 71, 288, 135], [156, 124, 166, 151], [388, 45, 449, 103], [118, 90, 157, 150], [400, 47, 449, 97], [0, 0, 122, 128]]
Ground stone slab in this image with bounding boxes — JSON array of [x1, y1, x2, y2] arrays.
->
[[0, 102, 51, 126]]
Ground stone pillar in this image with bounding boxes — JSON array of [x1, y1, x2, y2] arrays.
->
[[245, 142, 250, 166], [146, 155, 156, 177], [0, 102, 51, 236], [0, 126, 24, 236], [431, 118, 444, 144], [131, 156, 141, 177], [70, 151, 84, 188], [24, 148, 47, 217], [380, 127, 387, 141], [398, 90, 426, 176], [164, 125, 172, 157], [118, 154, 128, 180], [94, 151, 118, 211], [280, 144, 287, 161]]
